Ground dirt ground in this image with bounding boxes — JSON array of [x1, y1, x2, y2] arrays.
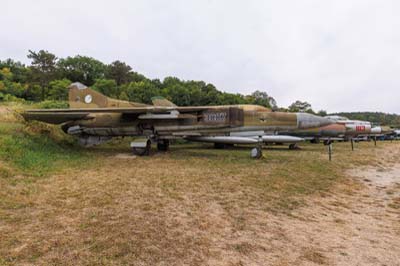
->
[[3, 146, 399, 266], [260, 146, 400, 266], [184, 154, 400, 265]]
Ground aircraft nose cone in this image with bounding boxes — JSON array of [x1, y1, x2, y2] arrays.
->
[[297, 113, 333, 129]]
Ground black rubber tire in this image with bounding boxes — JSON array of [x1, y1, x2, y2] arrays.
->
[[157, 140, 170, 151], [251, 147, 262, 159]]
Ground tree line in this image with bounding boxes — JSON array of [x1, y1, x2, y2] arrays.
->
[[0, 50, 281, 109]]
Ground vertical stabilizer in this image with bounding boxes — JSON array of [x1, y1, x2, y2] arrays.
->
[[68, 82, 148, 108]]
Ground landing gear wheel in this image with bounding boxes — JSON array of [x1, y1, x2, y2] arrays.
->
[[132, 140, 151, 156], [157, 140, 170, 151], [251, 147, 262, 159]]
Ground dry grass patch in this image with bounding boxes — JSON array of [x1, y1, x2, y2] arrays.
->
[[1, 140, 394, 265]]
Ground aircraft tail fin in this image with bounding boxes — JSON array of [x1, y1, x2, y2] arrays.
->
[[68, 82, 148, 108], [151, 96, 177, 107]]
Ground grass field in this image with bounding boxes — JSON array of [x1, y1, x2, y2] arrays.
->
[[0, 104, 398, 265]]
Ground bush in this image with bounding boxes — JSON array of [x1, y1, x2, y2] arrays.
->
[[37, 100, 69, 109], [1, 94, 25, 103]]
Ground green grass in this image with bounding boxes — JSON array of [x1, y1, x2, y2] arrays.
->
[[0, 121, 86, 178], [0, 133, 82, 177]]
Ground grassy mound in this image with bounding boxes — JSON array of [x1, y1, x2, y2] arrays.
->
[[0, 104, 85, 177]]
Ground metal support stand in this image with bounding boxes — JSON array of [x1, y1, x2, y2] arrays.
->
[[328, 143, 333, 161], [351, 138, 354, 151], [374, 136, 377, 146]]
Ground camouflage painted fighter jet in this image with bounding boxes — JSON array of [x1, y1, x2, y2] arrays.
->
[[22, 82, 332, 158]]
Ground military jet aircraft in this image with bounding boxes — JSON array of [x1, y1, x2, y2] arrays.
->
[[277, 116, 383, 149], [274, 115, 377, 145], [22, 82, 332, 158], [325, 115, 372, 138]]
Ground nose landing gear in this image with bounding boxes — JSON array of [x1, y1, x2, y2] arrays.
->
[[131, 139, 151, 156], [131, 139, 171, 156], [251, 146, 263, 159]]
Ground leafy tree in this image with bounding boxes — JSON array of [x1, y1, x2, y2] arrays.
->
[[48, 79, 71, 100], [57, 55, 106, 86], [288, 100, 314, 113], [119, 91, 129, 101], [219, 92, 247, 105], [161, 84, 191, 106], [0, 81, 5, 97], [27, 50, 58, 100], [24, 84, 42, 101], [125, 80, 159, 104], [0, 69, 25, 98], [129, 72, 147, 83], [0, 68, 13, 81], [92, 79, 119, 98], [162, 76, 181, 88], [105, 60, 133, 85], [249, 90, 277, 108], [197, 83, 221, 105], [0, 59, 30, 83], [317, 110, 327, 116], [0, 81, 25, 98], [151, 78, 162, 89]]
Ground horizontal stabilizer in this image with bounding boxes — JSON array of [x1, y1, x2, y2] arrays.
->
[[21, 112, 89, 124]]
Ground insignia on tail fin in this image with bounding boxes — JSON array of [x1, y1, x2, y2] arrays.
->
[[68, 82, 149, 108], [151, 96, 177, 107]]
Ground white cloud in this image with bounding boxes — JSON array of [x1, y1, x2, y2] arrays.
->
[[1, 0, 399, 113]]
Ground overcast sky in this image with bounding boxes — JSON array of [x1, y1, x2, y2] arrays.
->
[[1, 0, 399, 113]]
